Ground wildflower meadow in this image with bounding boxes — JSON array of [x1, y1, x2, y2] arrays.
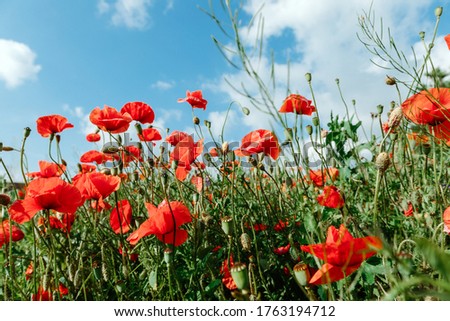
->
[[1, 2, 450, 303]]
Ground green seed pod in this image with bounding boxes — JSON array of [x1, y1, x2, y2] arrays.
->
[[306, 125, 313, 136], [230, 262, 249, 290], [134, 123, 143, 135], [221, 216, 234, 236], [164, 248, 173, 265], [204, 120, 211, 128], [293, 262, 311, 286], [24, 127, 31, 138], [242, 107, 250, 115], [304, 72, 312, 83], [435, 6, 443, 17], [312, 116, 319, 127]]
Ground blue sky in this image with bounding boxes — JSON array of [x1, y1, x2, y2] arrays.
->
[[0, 0, 449, 181]]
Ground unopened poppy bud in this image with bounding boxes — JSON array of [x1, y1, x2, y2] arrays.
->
[[312, 117, 319, 127], [136, 142, 143, 150], [419, 31, 425, 40], [222, 141, 229, 155], [293, 262, 311, 286], [335, 78, 340, 85], [100, 167, 111, 175], [435, 6, 443, 17], [230, 262, 249, 290], [289, 246, 300, 262], [305, 72, 312, 83], [2, 146, 14, 152], [49, 133, 55, 142], [240, 233, 252, 252], [117, 135, 122, 144], [134, 123, 143, 135], [0, 193, 11, 206], [385, 76, 396, 85], [306, 125, 313, 136], [375, 152, 390, 171], [55, 134, 61, 143], [422, 143, 431, 156], [242, 107, 250, 115], [204, 120, 211, 128], [24, 127, 31, 138], [61, 159, 67, 167], [221, 216, 234, 236], [193, 116, 200, 125], [248, 157, 258, 167], [377, 105, 384, 115], [257, 163, 264, 171], [284, 128, 293, 141], [164, 248, 173, 265], [102, 145, 119, 154]]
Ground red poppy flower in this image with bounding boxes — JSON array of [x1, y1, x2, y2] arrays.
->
[[27, 160, 65, 178], [235, 129, 280, 160], [86, 133, 101, 142], [72, 171, 121, 210], [404, 203, 414, 217], [431, 119, 450, 143], [317, 186, 344, 209], [110, 200, 132, 234], [127, 200, 192, 246], [274, 243, 291, 255], [122, 145, 143, 166], [80, 150, 112, 164], [279, 94, 316, 115], [8, 177, 83, 224], [166, 131, 190, 146], [89, 105, 132, 133], [138, 128, 162, 142], [443, 207, 450, 234], [0, 220, 25, 247], [177, 90, 207, 109], [309, 168, 339, 187], [445, 34, 450, 50], [25, 262, 33, 280], [36, 114, 74, 138], [37, 212, 75, 234], [121, 101, 155, 124], [170, 136, 203, 181], [300, 224, 382, 285], [209, 147, 220, 157], [401, 88, 450, 125], [221, 256, 237, 290], [274, 219, 289, 232]]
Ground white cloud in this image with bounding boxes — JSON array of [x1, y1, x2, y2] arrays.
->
[[0, 39, 41, 89], [98, 0, 153, 30], [151, 80, 175, 90], [209, 0, 440, 139]]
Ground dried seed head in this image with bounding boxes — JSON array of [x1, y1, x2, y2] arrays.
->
[[375, 152, 390, 171], [240, 233, 252, 252], [388, 106, 403, 129]]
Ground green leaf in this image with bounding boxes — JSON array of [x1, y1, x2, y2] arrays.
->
[[415, 238, 450, 281]]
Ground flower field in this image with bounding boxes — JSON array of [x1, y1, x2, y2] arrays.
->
[[1, 4, 450, 301]]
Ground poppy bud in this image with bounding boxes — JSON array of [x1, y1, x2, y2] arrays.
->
[[230, 262, 249, 290], [293, 262, 311, 286], [385, 76, 396, 86], [55, 134, 61, 143], [221, 216, 234, 236], [240, 233, 252, 252], [335, 78, 340, 85], [284, 128, 293, 141], [305, 72, 312, 83], [377, 105, 384, 115], [100, 167, 111, 175], [312, 117, 319, 127], [242, 107, 250, 115], [1, 146, 14, 152], [435, 6, 443, 17], [135, 123, 143, 135], [419, 31, 425, 40], [102, 145, 119, 154], [0, 193, 11, 206], [193, 116, 200, 125], [24, 127, 31, 138], [164, 248, 173, 265], [248, 157, 258, 167], [289, 246, 300, 262], [375, 152, 390, 172], [306, 125, 313, 136], [422, 143, 431, 156], [204, 120, 211, 128]]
